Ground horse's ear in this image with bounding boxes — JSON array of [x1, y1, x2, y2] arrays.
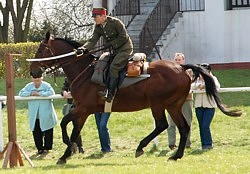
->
[[45, 31, 50, 41]]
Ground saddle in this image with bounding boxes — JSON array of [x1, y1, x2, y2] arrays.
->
[[91, 52, 150, 88]]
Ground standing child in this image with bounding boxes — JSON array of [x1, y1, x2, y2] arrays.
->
[[19, 73, 58, 154]]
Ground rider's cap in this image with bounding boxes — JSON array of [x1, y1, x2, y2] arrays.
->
[[92, 7, 107, 17]]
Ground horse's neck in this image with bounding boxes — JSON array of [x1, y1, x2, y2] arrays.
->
[[62, 55, 94, 85]]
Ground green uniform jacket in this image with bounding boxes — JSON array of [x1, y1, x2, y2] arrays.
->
[[84, 16, 133, 54]]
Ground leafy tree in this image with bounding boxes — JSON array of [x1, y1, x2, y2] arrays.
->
[[28, 20, 58, 42], [39, 0, 94, 41]]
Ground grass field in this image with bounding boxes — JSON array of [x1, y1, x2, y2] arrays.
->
[[0, 69, 249, 173]]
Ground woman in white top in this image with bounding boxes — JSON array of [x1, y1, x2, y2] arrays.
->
[[191, 63, 220, 150]]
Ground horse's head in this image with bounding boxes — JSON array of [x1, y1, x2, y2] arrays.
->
[[30, 31, 95, 80], [30, 32, 55, 77]]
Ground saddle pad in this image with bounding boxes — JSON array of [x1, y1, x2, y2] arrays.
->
[[120, 74, 150, 89]]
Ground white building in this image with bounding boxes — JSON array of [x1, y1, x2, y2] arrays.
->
[[93, 0, 250, 67]]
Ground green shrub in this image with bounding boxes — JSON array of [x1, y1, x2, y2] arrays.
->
[[0, 42, 39, 78]]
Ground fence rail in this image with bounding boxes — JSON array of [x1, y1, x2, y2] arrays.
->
[[1, 87, 250, 151], [1, 87, 250, 102]]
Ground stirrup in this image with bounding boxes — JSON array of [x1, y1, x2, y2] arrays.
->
[[104, 93, 113, 103]]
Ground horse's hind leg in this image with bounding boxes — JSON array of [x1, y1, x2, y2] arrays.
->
[[167, 108, 190, 161], [135, 106, 168, 157]]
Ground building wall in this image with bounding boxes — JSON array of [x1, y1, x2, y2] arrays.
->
[[161, 0, 250, 64], [92, 0, 102, 8], [92, 0, 115, 13]]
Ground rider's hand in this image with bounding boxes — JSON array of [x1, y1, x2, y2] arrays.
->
[[76, 46, 88, 55]]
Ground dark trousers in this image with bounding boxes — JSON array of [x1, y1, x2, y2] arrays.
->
[[195, 107, 215, 149], [94, 112, 111, 152], [32, 119, 54, 151]]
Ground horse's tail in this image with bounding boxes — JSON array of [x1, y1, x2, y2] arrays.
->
[[181, 64, 242, 117]]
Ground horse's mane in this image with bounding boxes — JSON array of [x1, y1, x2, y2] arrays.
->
[[55, 37, 82, 49]]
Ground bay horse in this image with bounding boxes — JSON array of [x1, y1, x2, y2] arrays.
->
[[29, 32, 241, 164]]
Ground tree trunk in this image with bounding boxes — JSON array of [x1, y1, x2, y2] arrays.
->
[[8, 0, 34, 43], [0, 0, 9, 43]]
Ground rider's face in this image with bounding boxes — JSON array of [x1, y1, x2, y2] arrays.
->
[[93, 15, 106, 25]]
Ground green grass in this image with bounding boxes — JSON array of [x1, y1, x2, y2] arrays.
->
[[0, 69, 249, 173], [212, 69, 250, 106]]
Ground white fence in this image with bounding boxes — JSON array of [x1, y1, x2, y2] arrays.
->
[[1, 87, 250, 151]]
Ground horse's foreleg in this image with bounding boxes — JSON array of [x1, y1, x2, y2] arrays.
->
[[69, 119, 85, 153], [60, 115, 71, 146], [56, 145, 73, 165], [135, 109, 168, 157], [70, 119, 82, 142], [57, 113, 74, 165], [57, 114, 88, 165]]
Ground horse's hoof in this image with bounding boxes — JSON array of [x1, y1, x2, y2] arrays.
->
[[56, 158, 66, 165], [135, 150, 144, 158]]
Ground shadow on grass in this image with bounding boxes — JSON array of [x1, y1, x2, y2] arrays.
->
[[29, 152, 50, 160], [145, 144, 172, 157], [188, 148, 210, 156], [146, 145, 211, 158], [84, 152, 105, 159]]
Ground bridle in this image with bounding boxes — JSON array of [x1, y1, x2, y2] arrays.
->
[[37, 40, 81, 74], [35, 39, 107, 75]]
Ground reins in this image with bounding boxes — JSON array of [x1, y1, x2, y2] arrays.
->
[[71, 59, 96, 88], [41, 46, 106, 74]]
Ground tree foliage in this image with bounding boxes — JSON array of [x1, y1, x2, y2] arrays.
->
[[0, 0, 93, 43], [38, 0, 94, 41]]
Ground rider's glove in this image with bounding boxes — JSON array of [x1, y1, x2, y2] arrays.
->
[[76, 46, 88, 55]]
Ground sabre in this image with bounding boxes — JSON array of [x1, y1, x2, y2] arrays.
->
[[26, 46, 107, 62], [26, 51, 77, 62]]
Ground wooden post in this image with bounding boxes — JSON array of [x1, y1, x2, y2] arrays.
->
[[0, 54, 34, 168]]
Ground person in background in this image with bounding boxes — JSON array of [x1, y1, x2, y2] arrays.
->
[[167, 52, 193, 150], [77, 7, 133, 103], [61, 77, 84, 153], [19, 73, 58, 154], [191, 63, 220, 150], [94, 112, 112, 153], [1, 100, 5, 109]]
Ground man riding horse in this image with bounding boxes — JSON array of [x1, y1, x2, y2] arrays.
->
[[77, 7, 133, 102]]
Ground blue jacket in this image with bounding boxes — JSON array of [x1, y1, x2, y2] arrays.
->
[[18, 81, 58, 131]]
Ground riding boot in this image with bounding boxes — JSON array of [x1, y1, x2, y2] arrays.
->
[[98, 77, 118, 103]]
